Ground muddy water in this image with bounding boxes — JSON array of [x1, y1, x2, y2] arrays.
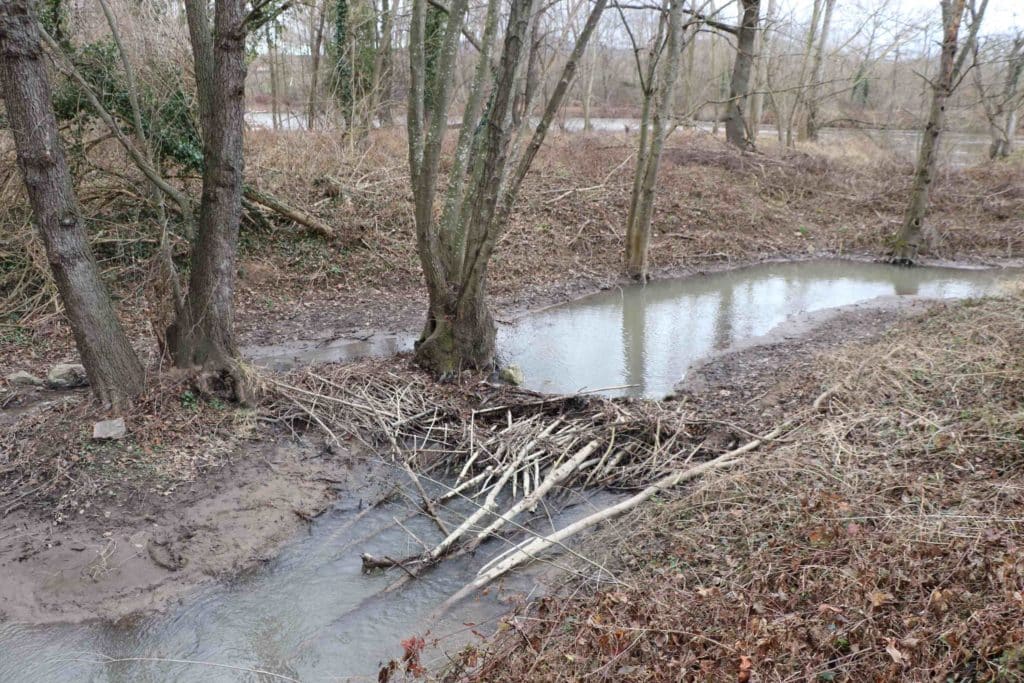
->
[[0, 471, 616, 681], [499, 260, 1019, 398]]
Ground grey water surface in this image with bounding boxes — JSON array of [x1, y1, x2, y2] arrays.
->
[[498, 260, 1019, 398], [0, 476, 616, 682]]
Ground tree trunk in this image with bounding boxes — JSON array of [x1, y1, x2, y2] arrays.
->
[[747, 0, 775, 141], [785, 0, 821, 147], [582, 43, 596, 131], [890, 0, 965, 264], [624, 0, 684, 280], [0, 0, 144, 405], [987, 36, 1024, 158], [724, 0, 760, 149], [803, 0, 836, 141], [307, 0, 327, 130], [173, 0, 247, 393], [267, 30, 281, 130], [406, 0, 606, 374], [415, 282, 496, 376], [365, 0, 394, 129]]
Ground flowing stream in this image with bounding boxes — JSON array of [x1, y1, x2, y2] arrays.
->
[[2, 260, 1020, 681]]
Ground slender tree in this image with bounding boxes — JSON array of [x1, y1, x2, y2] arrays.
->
[[308, 0, 328, 129], [890, 0, 987, 264], [0, 0, 145, 405], [724, 0, 760, 149], [746, 0, 775, 142], [803, 0, 836, 141], [783, 0, 822, 146], [624, 0, 692, 279], [974, 33, 1024, 159]]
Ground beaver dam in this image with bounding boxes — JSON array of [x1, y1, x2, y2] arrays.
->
[[1, 260, 1019, 681]]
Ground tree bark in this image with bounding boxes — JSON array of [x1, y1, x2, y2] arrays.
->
[[747, 0, 775, 141], [724, 0, 760, 149], [985, 35, 1023, 158], [172, 0, 247, 393], [890, 0, 965, 264], [0, 0, 144, 405], [785, 0, 821, 147], [406, 0, 606, 374]]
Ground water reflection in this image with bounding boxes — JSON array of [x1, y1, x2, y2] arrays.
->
[[498, 260, 1018, 398]]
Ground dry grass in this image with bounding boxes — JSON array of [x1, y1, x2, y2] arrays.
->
[[452, 292, 1024, 682]]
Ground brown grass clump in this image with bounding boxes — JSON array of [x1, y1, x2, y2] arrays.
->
[[455, 292, 1024, 682]]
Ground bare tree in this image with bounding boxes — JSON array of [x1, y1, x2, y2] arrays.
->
[[724, 0, 760, 149], [889, 0, 987, 264], [406, 0, 607, 373], [974, 33, 1024, 158], [0, 0, 144, 405], [308, 0, 328, 129], [746, 0, 775, 141], [803, 0, 836, 141], [623, 0, 685, 280]]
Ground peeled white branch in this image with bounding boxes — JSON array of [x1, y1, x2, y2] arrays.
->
[[442, 426, 784, 610]]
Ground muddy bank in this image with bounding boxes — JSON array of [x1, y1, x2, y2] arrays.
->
[[672, 295, 942, 426], [3, 256, 1020, 627], [0, 437, 387, 624]]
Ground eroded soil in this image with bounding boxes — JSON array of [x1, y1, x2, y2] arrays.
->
[[0, 436, 388, 624]]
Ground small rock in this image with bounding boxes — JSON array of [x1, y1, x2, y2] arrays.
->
[[69, 542, 87, 552], [46, 363, 88, 389], [6, 370, 44, 387], [499, 365, 525, 386], [93, 417, 127, 440]]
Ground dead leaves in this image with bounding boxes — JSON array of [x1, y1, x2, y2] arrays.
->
[[737, 654, 753, 682]]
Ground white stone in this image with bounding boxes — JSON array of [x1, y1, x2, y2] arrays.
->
[[47, 363, 88, 388], [93, 417, 127, 440], [6, 370, 44, 386]]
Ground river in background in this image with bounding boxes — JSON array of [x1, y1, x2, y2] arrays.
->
[[245, 110, 1020, 167]]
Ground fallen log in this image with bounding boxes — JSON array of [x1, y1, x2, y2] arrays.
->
[[243, 186, 335, 240]]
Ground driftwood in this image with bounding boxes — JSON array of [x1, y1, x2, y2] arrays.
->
[[441, 425, 784, 611]]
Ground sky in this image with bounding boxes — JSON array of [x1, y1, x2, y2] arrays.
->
[[788, 0, 1022, 35]]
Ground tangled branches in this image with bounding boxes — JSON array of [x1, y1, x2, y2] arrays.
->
[[265, 358, 786, 598]]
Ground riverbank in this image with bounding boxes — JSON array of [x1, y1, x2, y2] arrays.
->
[[0, 279, 1002, 627], [457, 289, 1024, 682]]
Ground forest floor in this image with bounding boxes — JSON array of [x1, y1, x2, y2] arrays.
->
[[0, 130, 1023, 631]]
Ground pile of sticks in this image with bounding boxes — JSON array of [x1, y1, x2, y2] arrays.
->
[[266, 360, 784, 599]]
